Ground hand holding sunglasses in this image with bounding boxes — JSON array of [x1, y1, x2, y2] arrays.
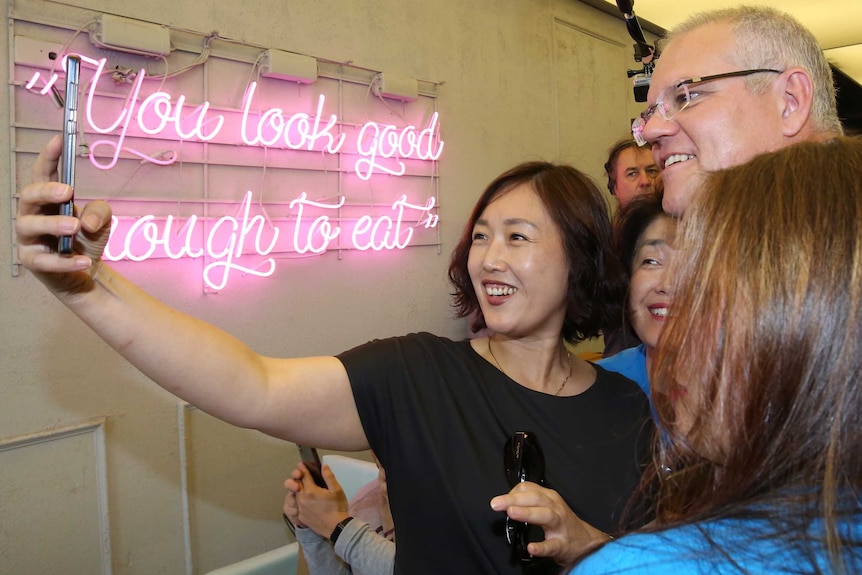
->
[[503, 431, 558, 574]]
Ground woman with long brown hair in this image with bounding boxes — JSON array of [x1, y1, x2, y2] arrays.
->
[[571, 137, 862, 574]]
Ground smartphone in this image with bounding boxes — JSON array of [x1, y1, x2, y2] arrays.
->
[[58, 55, 81, 255], [297, 445, 327, 488]]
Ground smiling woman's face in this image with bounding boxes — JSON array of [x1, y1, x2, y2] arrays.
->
[[466, 184, 569, 339], [628, 215, 677, 351]]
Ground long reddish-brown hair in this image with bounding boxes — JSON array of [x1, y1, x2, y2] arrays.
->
[[638, 137, 862, 572]]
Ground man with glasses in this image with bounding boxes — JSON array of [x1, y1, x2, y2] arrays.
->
[[634, 5, 843, 216], [492, 6, 846, 568]]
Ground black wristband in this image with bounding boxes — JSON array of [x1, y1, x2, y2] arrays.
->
[[329, 516, 354, 544]]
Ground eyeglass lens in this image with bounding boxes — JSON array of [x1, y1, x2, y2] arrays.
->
[[632, 83, 690, 145], [631, 69, 782, 145]]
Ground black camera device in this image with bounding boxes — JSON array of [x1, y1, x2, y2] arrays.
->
[[616, 0, 659, 103]]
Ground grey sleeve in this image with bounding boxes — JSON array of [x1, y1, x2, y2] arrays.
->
[[332, 518, 395, 575], [295, 526, 352, 575]]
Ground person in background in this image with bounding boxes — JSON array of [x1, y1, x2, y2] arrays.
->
[[636, 5, 843, 217], [16, 149, 652, 574], [570, 136, 862, 575], [284, 460, 394, 575], [603, 138, 661, 209], [597, 191, 676, 397], [599, 140, 661, 357]]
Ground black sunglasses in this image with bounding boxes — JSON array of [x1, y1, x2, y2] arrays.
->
[[503, 431, 553, 570]]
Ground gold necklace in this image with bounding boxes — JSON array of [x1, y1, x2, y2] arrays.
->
[[487, 335, 573, 396]]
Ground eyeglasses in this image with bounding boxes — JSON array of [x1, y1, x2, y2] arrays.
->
[[503, 431, 546, 564], [631, 68, 782, 146]]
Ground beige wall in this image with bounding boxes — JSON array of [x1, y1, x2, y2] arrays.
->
[[0, 0, 651, 572]]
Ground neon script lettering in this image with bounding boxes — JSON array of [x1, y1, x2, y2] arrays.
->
[[23, 55, 443, 289], [102, 191, 438, 290], [26, 56, 444, 179]]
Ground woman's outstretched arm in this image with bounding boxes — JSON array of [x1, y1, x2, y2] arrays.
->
[[15, 136, 368, 450]]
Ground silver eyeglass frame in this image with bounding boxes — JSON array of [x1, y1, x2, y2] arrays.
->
[[631, 68, 782, 146]]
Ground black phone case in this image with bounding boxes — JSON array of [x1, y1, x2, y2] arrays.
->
[[297, 445, 327, 488]]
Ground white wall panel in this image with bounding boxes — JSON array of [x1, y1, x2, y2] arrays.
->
[[0, 421, 110, 575]]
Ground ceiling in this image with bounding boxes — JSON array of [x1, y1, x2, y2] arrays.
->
[[583, 0, 862, 131]]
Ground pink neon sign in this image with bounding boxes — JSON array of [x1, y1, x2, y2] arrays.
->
[[23, 54, 443, 290], [26, 55, 444, 177], [102, 191, 438, 291]]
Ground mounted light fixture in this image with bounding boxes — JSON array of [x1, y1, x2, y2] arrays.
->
[[261, 49, 318, 84], [372, 73, 418, 102], [89, 14, 171, 57]]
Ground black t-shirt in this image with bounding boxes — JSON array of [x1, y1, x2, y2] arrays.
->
[[339, 332, 654, 575]]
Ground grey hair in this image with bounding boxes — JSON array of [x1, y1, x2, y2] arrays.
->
[[667, 5, 843, 135]]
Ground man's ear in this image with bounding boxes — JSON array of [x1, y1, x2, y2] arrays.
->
[[777, 67, 814, 137]]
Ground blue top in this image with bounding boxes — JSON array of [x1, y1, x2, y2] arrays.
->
[[569, 513, 862, 574], [597, 344, 649, 397]]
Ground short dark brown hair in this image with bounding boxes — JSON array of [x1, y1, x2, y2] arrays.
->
[[448, 161, 626, 344], [604, 137, 652, 195], [609, 189, 668, 340], [613, 190, 667, 278]]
